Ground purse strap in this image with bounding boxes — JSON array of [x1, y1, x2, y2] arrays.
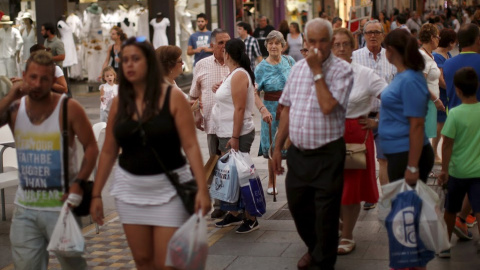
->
[[62, 97, 70, 192], [362, 129, 370, 144]]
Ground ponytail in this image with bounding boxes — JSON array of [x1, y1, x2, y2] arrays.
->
[[239, 53, 255, 84], [384, 29, 425, 71], [225, 39, 255, 84]]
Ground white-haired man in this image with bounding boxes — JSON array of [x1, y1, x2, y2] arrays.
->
[[273, 18, 353, 270]]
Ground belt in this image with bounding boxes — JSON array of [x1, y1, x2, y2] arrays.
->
[[263, 91, 283, 120]]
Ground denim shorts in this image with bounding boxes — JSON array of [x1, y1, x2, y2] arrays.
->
[[444, 176, 480, 213]]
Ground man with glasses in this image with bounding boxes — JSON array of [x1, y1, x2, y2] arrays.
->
[[352, 20, 397, 209], [189, 29, 230, 219]]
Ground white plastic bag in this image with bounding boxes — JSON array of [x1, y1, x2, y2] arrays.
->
[[378, 180, 450, 253], [231, 150, 255, 182], [166, 211, 208, 270], [47, 202, 85, 257]]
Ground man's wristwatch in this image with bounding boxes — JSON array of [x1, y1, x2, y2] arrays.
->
[[406, 166, 419, 174], [313, 73, 323, 82]]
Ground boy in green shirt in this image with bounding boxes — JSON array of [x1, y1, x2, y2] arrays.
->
[[439, 67, 480, 257]]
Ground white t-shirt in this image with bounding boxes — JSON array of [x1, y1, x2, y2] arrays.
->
[[419, 49, 440, 97], [55, 66, 64, 78], [346, 63, 386, 118], [212, 68, 255, 138]]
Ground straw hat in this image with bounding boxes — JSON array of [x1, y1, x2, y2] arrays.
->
[[0, 15, 13, 25], [20, 12, 33, 21]]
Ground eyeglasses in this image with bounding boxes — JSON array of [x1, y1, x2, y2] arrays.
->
[[364, 31, 382, 36], [300, 49, 308, 53], [177, 59, 184, 65], [333, 42, 352, 49], [434, 35, 441, 40]]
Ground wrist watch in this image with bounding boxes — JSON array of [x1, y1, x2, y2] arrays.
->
[[406, 166, 419, 174], [313, 73, 323, 82]]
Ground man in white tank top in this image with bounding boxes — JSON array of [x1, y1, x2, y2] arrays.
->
[[0, 51, 98, 269]]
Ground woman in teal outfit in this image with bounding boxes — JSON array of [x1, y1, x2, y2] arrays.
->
[[254, 30, 295, 195]]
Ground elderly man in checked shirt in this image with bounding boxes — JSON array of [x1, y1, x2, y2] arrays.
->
[[272, 18, 354, 270], [190, 28, 230, 218]]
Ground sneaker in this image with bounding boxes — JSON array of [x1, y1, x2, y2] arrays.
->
[[236, 218, 259, 234], [438, 249, 451, 258], [363, 202, 376, 210], [453, 217, 473, 240], [466, 214, 477, 228], [215, 213, 243, 228]]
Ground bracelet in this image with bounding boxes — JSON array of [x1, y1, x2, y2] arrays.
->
[[433, 98, 440, 103], [92, 195, 102, 199], [259, 106, 265, 112], [232, 136, 239, 140]]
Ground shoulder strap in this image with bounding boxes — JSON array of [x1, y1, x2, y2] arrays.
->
[[282, 55, 293, 67], [161, 85, 173, 112], [62, 97, 70, 192]]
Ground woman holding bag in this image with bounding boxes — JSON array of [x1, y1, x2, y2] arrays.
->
[[90, 37, 211, 269], [212, 38, 259, 234], [331, 28, 387, 255]]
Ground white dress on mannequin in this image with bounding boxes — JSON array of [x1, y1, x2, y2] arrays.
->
[[150, 18, 170, 49], [21, 27, 36, 68], [136, 9, 150, 41], [66, 13, 83, 40], [57, 20, 78, 67]]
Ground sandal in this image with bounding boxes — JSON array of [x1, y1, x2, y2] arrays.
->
[[337, 238, 356, 255], [267, 187, 278, 195]]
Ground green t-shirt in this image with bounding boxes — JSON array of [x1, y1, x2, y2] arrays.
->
[[441, 102, 480, 178]]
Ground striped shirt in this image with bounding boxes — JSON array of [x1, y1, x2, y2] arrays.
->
[[189, 55, 229, 134], [352, 47, 397, 112], [241, 35, 261, 72], [279, 54, 354, 150]]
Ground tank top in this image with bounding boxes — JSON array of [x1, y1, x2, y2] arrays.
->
[[114, 87, 186, 175], [13, 94, 78, 211], [109, 45, 120, 72]]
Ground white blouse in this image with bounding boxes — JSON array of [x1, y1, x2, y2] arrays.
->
[[420, 49, 441, 97], [212, 68, 255, 138], [346, 63, 387, 118]]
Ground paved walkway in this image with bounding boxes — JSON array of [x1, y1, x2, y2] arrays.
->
[[1, 83, 479, 269]]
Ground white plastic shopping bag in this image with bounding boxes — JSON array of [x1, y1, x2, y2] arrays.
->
[[209, 152, 240, 203], [378, 180, 450, 254], [47, 202, 85, 257], [166, 211, 208, 270]]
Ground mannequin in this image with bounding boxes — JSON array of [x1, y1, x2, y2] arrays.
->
[[175, 1, 193, 72], [136, 6, 150, 41], [119, 17, 135, 38], [150, 12, 170, 49], [20, 12, 36, 71], [0, 16, 23, 78], [57, 19, 78, 67], [83, 3, 103, 41]]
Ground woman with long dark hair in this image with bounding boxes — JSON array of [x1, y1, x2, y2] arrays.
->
[[90, 37, 211, 269], [212, 38, 259, 233], [379, 29, 434, 187]]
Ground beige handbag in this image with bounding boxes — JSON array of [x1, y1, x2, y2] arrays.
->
[[344, 130, 369, 170]]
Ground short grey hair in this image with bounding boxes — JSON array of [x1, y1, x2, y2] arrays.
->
[[304, 18, 333, 41], [363, 19, 383, 33], [211, 28, 229, 44], [264, 30, 287, 48]]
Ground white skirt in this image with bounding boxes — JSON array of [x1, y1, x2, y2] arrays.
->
[[115, 195, 190, 227]]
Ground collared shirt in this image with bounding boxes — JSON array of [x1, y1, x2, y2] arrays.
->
[[352, 47, 397, 112], [189, 55, 229, 134], [279, 54, 354, 150], [0, 27, 23, 58], [240, 35, 261, 72]]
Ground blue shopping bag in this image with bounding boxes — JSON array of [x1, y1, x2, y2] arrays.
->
[[209, 153, 240, 203], [232, 152, 266, 217], [386, 190, 434, 269]]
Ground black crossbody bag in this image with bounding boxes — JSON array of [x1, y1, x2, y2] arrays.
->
[[62, 97, 93, 216]]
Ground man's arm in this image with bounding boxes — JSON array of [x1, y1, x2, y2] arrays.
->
[[52, 54, 65, 62], [187, 45, 196, 56], [272, 106, 289, 175], [0, 81, 26, 128], [53, 41, 66, 62]]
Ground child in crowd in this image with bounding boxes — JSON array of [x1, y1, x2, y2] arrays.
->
[[99, 66, 118, 122], [439, 67, 480, 258]]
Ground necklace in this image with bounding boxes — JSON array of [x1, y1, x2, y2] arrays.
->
[[422, 47, 433, 59]]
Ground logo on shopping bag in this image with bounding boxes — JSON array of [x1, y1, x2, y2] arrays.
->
[[392, 206, 417, 248]]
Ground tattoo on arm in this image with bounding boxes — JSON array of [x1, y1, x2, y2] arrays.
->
[[0, 102, 19, 126]]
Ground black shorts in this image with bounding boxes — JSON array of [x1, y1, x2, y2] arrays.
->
[[444, 175, 480, 213]]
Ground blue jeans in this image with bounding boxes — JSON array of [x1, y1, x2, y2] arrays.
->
[[9, 206, 87, 270]]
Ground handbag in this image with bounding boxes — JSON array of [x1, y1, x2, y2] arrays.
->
[[135, 86, 198, 215], [62, 97, 94, 217], [344, 129, 369, 170]]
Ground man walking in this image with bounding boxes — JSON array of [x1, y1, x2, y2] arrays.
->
[[352, 20, 396, 201], [0, 51, 98, 269], [253, 16, 275, 58], [237, 22, 262, 72], [189, 29, 230, 218], [272, 18, 354, 270], [42, 23, 65, 68], [187, 13, 213, 66], [0, 15, 23, 77]]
